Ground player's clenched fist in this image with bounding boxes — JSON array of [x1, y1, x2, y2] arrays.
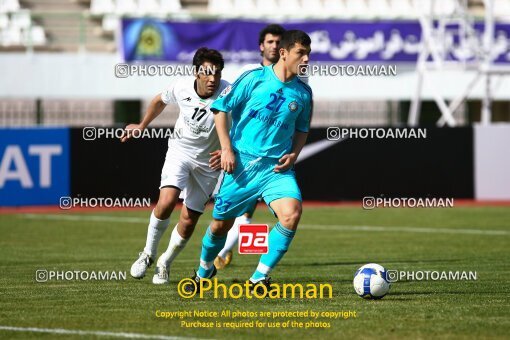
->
[[221, 148, 236, 174], [274, 153, 297, 173], [121, 124, 144, 143]]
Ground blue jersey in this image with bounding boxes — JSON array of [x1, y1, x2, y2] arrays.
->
[[211, 65, 313, 159]]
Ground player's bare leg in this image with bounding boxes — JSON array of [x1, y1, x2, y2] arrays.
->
[[130, 187, 180, 279], [269, 198, 302, 231], [153, 204, 202, 284], [249, 198, 302, 288]]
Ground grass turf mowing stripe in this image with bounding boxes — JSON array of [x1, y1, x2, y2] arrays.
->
[[1, 208, 508, 338], [299, 224, 509, 236], [19, 214, 509, 236], [0, 325, 202, 340]]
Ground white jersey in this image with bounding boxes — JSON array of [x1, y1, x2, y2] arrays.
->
[[161, 78, 230, 165], [235, 63, 309, 84]]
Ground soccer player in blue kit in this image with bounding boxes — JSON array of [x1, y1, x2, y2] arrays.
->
[[213, 23, 286, 270], [185, 30, 313, 293]]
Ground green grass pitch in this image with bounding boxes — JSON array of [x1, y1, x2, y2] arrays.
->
[[0, 206, 509, 339]]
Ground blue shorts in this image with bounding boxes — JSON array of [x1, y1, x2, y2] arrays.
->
[[213, 152, 302, 220]]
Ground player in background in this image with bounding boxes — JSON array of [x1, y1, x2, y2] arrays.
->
[[123, 48, 229, 284], [212, 24, 286, 270], [237, 24, 285, 79], [187, 30, 313, 293]]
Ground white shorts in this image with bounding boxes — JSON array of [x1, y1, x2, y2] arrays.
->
[[159, 149, 220, 213]]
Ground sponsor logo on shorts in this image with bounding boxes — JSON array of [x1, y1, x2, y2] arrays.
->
[[238, 224, 268, 254]]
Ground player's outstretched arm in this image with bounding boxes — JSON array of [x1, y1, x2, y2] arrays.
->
[[120, 94, 167, 143], [213, 110, 236, 174], [274, 131, 308, 172]]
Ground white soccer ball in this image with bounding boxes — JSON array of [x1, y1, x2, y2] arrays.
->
[[353, 263, 391, 299]]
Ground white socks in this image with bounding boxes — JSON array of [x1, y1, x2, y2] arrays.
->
[[158, 224, 189, 266], [218, 215, 252, 258], [143, 210, 170, 258], [143, 211, 250, 265]]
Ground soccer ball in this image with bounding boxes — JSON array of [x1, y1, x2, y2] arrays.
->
[[353, 263, 391, 299]]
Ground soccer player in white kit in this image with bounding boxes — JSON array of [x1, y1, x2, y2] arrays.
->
[[213, 24, 286, 270], [122, 48, 230, 284]]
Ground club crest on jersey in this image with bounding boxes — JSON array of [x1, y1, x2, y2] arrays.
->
[[219, 85, 232, 98], [288, 101, 298, 112]]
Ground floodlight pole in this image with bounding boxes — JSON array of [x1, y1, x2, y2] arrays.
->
[[481, 0, 494, 125]]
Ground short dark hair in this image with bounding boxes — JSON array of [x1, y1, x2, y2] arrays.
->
[[258, 24, 285, 45], [279, 30, 311, 51], [192, 47, 224, 72]]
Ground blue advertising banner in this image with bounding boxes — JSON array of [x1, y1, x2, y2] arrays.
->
[[0, 128, 70, 206], [121, 19, 510, 64]]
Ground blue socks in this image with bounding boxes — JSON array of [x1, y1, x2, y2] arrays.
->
[[197, 227, 227, 278], [197, 223, 296, 281], [250, 222, 296, 282]]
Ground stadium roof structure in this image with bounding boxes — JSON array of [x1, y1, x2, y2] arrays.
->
[[409, 0, 510, 126]]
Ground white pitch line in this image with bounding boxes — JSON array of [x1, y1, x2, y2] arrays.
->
[[23, 214, 147, 223], [20, 214, 509, 236], [299, 224, 509, 236], [0, 325, 201, 340]]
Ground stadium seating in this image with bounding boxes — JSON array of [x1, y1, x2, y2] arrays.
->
[[0, 0, 20, 14], [367, 0, 394, 19], [254, 0, 281, 17], [0, 13, 8, 29], [1, 25, 20, 46], [115, 0, 137, 15], [344, 0, 370, 18], [138, 0, 163, 16], [91, 0, 187, 16], [231, 0, 256, 17], [160, 0, 184, 14], [208, 0, 231, 15], [84, 0, 500, 21], [301, 0, 325, 18], [296, 0, 472, 19], [26, 25, 46, 46], [102, 13, 119, 33], [390, 0, 417, 19], [93, 0, 188, 32], [279, 0, 301, 18], [0, 4, 47, 48], [434, 0, 457, 16], [90, 0, 115, 15], [9, 9, 30, 29], [494, 0, 510, 21], [0, 1, 503, 54], [322, 0, 348, 18]]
